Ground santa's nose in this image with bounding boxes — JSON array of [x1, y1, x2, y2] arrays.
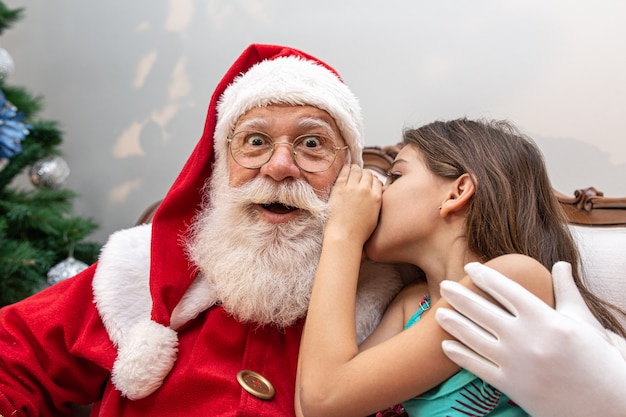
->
[[260, 143, 301, 181]]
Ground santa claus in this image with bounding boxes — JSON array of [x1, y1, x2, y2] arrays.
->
[[0, 44, 405, 415]]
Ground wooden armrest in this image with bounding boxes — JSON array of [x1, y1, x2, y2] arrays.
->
[[135, 200, 162, 225], [555, 187, 626, 227]]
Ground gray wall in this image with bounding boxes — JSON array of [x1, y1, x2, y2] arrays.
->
[[3, 0, 625, 243]]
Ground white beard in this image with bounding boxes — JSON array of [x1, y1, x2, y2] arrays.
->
[[186, 169, 330, 328]]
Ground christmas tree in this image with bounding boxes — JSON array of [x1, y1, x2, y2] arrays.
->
[[0, 2, 101, 306]]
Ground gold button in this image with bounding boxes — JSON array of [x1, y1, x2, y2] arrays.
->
[[237, 369, 276, 400]]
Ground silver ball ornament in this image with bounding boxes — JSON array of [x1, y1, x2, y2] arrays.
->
[[46, 256, 89, 286], [29, 156, 71, 188], [0, 48, 14, 79]]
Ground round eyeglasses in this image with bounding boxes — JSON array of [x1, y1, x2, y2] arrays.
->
[[227, 130, 349, 173]]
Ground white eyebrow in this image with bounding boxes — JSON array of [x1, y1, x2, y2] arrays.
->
[[295, 117, 335, 135], [234, 115, 338, 139], [235, 117, 272, 132]]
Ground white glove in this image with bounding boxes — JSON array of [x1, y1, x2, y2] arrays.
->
[[435, 261, 626, 417]]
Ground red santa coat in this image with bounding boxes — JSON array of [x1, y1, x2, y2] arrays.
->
[[0, 44, 404, 415], [0, 254, 303, 416]]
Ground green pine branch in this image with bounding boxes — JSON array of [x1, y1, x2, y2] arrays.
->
[[0, 188, 100, 305], [0, 188, 99, 245], [0, 1, 24, 35], [1, 83, 44, 118]]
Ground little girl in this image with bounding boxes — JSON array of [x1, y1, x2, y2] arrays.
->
[[295, 118, 625, 417]]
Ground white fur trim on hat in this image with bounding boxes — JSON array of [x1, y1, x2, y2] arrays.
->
[[93, 224, 178, 399], [214, 56, 364, 167], [93, 224, 216, 399]]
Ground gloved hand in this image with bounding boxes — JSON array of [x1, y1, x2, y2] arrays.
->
[[435, 261, 626, 417]]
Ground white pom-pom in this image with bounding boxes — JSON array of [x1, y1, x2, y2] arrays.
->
[[111, 319, 178, 400]]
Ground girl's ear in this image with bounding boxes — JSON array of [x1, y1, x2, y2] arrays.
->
[[440, 173, 475, 217]]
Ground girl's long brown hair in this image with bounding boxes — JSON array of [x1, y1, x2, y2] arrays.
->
[[403, 118, 625, 336]]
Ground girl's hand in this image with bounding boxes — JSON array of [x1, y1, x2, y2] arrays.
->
[[325, 164, 382, 245]]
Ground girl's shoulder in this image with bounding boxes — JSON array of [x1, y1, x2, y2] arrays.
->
[[395, 281, 429, 307], [394, 282, 430, 325], [479, 254, 554, 307], [484, 253, 550, 278]]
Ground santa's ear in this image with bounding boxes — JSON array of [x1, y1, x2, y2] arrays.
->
[[440, 174, 475, 216]]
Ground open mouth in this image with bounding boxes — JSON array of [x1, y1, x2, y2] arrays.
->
[[261, 202, 299, 214]]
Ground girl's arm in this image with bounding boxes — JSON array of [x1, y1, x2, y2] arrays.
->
[[296, 163, 554, 417], [295, 164, 383, 416]]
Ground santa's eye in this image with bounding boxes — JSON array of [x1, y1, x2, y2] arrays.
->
[[245, 132, 271, 147]]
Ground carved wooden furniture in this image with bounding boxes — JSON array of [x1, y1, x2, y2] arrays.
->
[[556, 187, 626, 227]]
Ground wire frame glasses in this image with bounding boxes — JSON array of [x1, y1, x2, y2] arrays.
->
[[227, 130, 349, 173]]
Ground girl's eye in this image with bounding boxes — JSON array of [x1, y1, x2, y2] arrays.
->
[[386, 172, 400, 185]]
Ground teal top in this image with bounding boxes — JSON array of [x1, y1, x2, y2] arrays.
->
[[401, 295, 529, 417]]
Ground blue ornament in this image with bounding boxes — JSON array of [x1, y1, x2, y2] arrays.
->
[[0, 89, 32, 159]]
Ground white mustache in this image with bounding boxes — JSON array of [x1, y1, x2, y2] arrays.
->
[[229, 177, 329, 218]]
